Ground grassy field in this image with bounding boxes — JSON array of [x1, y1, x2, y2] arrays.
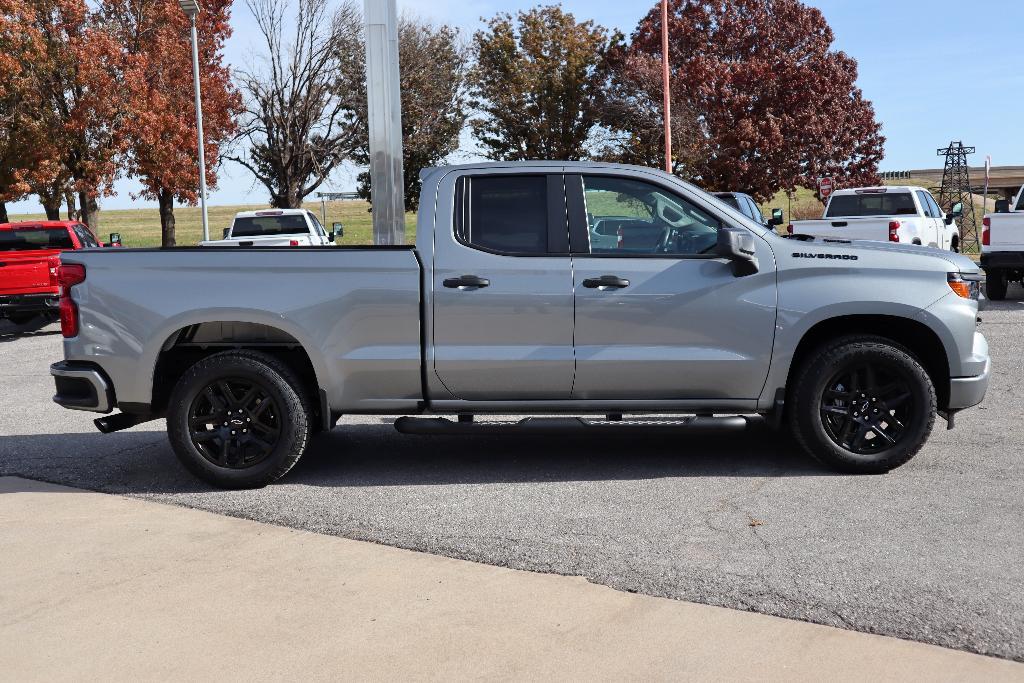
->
[[8, 200, 418, 248]]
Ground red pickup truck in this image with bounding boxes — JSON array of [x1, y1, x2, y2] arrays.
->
[[0, 220, 120, 324]]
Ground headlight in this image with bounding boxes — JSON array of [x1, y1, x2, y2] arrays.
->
[[948, 272, 981, 300]]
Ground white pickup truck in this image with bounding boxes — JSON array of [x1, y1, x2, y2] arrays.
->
[[201, 209, 340, 247], [790, 187, 961, 251], [981, 184, 1024, 300]]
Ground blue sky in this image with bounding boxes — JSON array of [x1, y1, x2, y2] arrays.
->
[[9, 0, 1023, 213]]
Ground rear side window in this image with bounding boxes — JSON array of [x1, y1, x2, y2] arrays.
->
[[825, 192, 918, 217], [0, 228, 74, 251], [458, 175, 548, 254], [232, 214, 308, 237]]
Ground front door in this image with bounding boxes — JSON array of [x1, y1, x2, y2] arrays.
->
[[431, 173, 575, 400], [567, 173, 777, 400]]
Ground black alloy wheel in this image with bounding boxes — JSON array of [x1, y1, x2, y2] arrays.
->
[[167, 350, 313, 488], [819, 363, 912, 455], [188, 378, 281, 469]]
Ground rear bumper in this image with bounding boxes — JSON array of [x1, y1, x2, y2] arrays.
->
[[980, 251, 1024, 269], [0, 293, 59, 316], [947, 332, 990, 411], [50, 361, 114, 413]]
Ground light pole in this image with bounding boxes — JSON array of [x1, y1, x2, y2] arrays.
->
[[179, 0, 209, 242], [661, 0, 672, 175]]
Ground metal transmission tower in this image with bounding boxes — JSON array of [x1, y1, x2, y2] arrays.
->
[[936, 141, 978, 252]]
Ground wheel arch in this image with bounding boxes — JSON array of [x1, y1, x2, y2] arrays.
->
[[781, 314, 951, 410], [150, 319, 325, 416]]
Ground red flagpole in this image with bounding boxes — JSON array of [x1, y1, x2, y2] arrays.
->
[[661, 0, 672, 174]]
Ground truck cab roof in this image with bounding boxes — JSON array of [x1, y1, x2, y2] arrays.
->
[[828, 186, 931, 196]]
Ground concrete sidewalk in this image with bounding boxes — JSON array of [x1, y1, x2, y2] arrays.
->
[[1, 477, 1020, 681]]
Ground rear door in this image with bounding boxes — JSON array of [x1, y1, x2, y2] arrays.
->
[[567, 173, 777, 400], [431, 173, 575, 400]]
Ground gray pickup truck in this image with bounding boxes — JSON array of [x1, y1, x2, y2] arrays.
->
[[50, 162, 990, 488]]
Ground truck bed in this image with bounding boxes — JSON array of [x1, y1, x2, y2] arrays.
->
[[59, 246, 424, 413]]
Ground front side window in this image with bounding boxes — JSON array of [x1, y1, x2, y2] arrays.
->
[[916, 191, 936, 217], [307, 212, 326, 237], [743, 196, 763, 222], [924, 193, 943, 218], [583, 176, 721, 255], [73, 225, 100, 248], [459, 175, 548, 254]]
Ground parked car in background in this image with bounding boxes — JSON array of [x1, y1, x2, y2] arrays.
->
[[713, 191, 784, 229], [50, 161, 988, 488], [0, 220, 119, 324], [201, 209, 340, 247], [981, 184, 1024, 300], [789, 186, 961, 251]]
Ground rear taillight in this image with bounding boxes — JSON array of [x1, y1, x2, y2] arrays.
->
[[982, 216, 991, 246], [57, 263, 86, 338], [786, 223, 794, 234], [289, 239, 299, 246], [47, 255, 61, 285], [888, 220, 900, 242]]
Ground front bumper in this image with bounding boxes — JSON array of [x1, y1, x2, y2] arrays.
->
[[0, 293, 59, 316], [50, 361, 114, 413], [947, 332, 990, 411]]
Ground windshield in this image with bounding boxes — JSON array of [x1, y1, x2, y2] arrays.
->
[[231, 214, 308, 237], [0, 228, 74, 251], [825, 192, 918, 218]]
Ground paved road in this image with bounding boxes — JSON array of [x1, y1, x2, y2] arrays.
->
[[2, 290, 1023, 661]]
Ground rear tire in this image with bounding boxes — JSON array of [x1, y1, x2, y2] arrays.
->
[[167, 350, 313, 489], [986, 269, 1007, 301], [788, 336, 935, 474]]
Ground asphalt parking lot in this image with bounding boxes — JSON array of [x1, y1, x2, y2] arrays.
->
[[2, 288, 1023, 662]]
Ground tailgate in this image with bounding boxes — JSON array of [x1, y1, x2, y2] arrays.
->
[[794, 218, 888, 241], [987, 214, 1024, 251], [0, 250, 60, 295]]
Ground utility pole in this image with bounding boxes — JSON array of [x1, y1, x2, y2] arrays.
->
[[364, 0, 405, 245], [178, 0, 209, 243], [661, 0, 672, 174]]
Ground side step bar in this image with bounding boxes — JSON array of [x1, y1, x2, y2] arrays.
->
[[394, 415, 752, 436]]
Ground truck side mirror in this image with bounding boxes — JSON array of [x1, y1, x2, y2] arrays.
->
[[332, 222, 344, 238], [108, 232, 122, 247], [995, 199, 1010, 213], [768, 208, 784, 226], [716, 226, 759, 276], [945, 201, 963, 225], [222, 227, 231, 239]]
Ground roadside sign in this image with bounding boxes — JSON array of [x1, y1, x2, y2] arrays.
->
[[818, 177, 834, 200]]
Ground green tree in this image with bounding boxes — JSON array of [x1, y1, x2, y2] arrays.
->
[[335, 16, 469, 211], [469, 5, 610, 161]]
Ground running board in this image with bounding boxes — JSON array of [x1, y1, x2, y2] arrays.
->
[[394, 415, 752, 436]]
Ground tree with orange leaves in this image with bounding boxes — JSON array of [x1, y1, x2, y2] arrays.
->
[[105, 0, 240, 246]]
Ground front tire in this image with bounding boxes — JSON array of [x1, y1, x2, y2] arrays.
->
[[986, 269, 1007, 300], [788, 336, 936, 474], [167, 350, 313, 489]]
